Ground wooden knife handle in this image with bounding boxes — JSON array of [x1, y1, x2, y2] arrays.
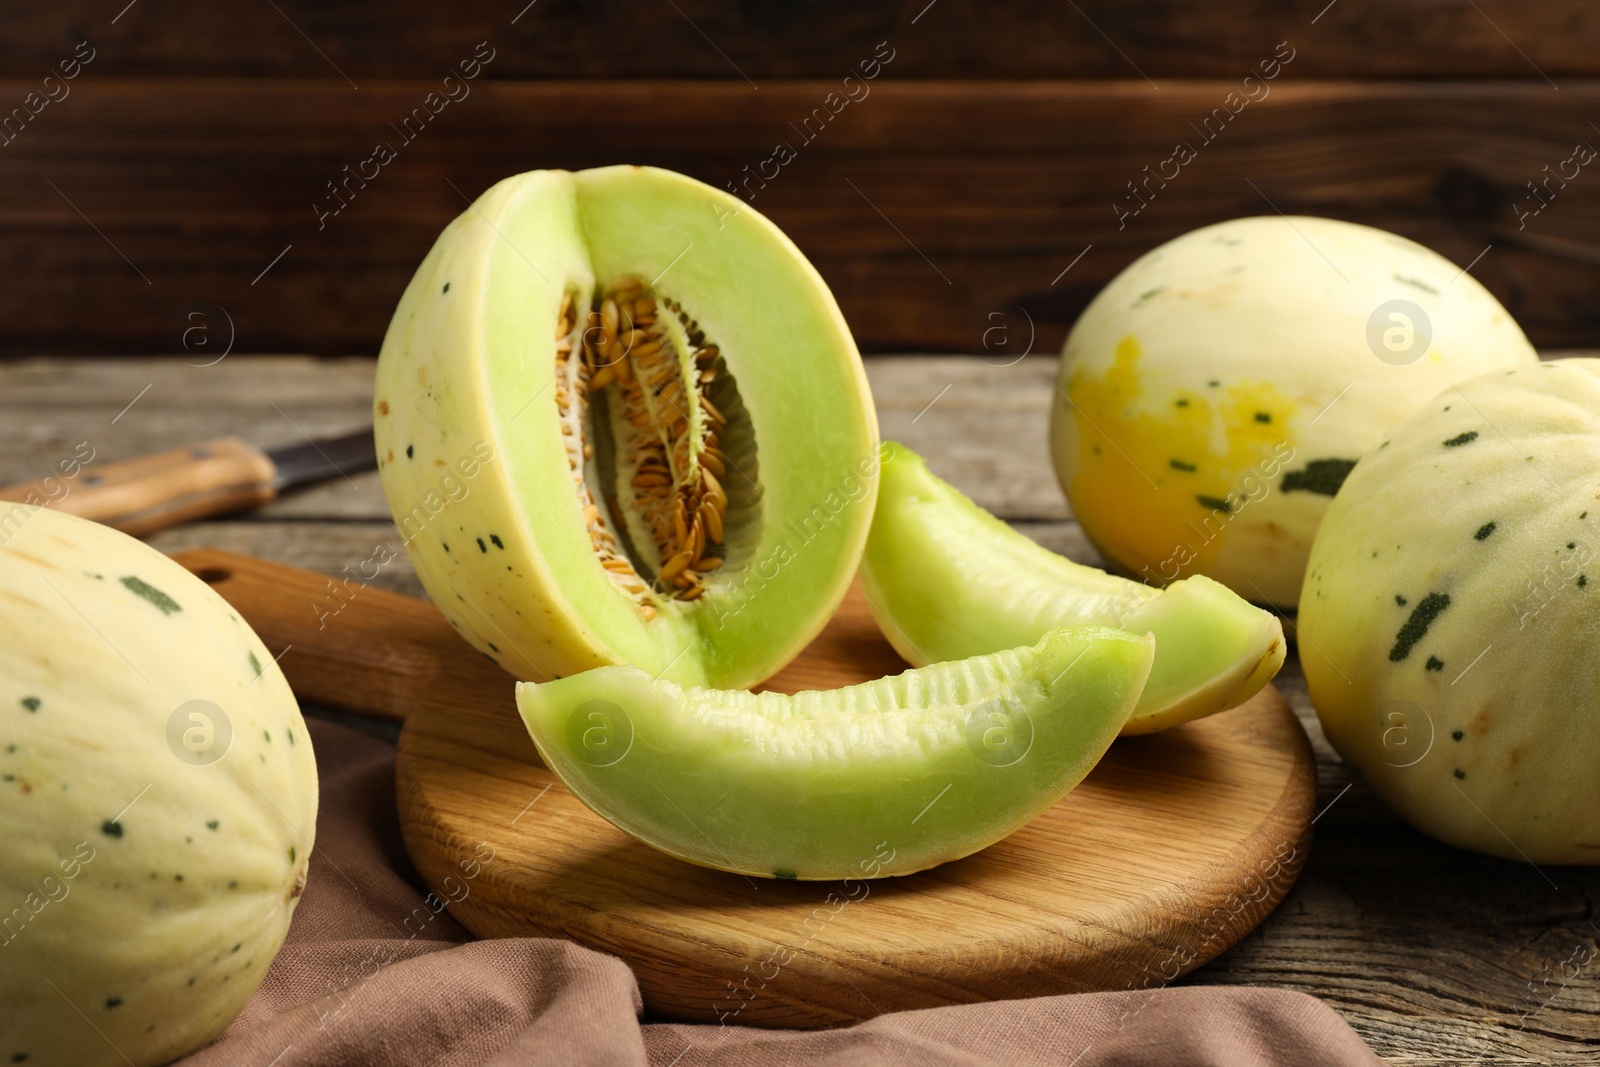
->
[[173, 548, 515, 725], [0, 437, 278, 536]]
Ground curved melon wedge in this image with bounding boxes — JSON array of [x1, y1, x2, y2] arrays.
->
[[860, 443, 1284, 735], [516, 626, 1153, 880]]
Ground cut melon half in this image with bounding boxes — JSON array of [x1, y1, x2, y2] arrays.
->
[[376, 167, 878, 690]]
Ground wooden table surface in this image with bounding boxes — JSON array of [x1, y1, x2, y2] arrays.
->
[[4, 355, 1598, 1064]]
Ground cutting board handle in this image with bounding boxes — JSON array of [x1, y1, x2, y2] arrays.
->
[[174, 548, 515, 724]]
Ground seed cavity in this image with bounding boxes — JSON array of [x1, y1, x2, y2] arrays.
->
[[553, 280, 760, 618]]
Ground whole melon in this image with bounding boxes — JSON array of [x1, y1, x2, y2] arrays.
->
[[1300, 359, 1600, 864], [1051, 216, 1538, 607], [0, 507, 317, 1065]]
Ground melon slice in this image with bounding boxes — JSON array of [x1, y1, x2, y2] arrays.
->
[[860, 443, 1284, 733], [516, 626, 1153, 879]]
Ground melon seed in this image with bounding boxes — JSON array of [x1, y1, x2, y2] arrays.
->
[[552, 280, 739, 615]]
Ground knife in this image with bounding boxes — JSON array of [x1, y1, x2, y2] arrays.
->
[[0, 429, 377, 536]]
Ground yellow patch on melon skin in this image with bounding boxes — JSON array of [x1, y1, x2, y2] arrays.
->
[[1065, 334, 1297, 583]]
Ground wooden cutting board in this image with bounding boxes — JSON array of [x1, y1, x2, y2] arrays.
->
[[176, 549, 1317, 1028]]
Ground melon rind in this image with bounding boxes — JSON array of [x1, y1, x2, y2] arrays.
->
[[1052, 216, 1539, 608], [0, 507, 316, 1066], [1300, 359, 1600, 864]]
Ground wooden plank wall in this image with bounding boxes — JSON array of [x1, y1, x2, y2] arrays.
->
[[1, 1, 1597, 357]]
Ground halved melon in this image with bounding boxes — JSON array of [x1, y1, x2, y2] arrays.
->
[[859, 443, 1284, 733], [376, 167, 878, 689], [516, 626, 1154, 879]]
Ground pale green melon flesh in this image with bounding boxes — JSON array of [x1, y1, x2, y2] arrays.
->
[[516, 627, 1153, 879], [859, 443, 1284, 733], [375, 167, 877, 690]]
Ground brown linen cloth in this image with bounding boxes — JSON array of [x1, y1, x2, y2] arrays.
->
[[179, 720, 1385, 1067]]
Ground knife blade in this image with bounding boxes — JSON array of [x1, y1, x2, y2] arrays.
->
[[261, 429, 378, 491], [0, 427, 377, 536]]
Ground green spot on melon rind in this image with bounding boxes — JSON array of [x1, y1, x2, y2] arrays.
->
[[119, 576, 181, 615], [1425, 656, 1444, 671], [1394, 274, 1439, 295], [773, 869, 797, 880], [249, 650, 263, 677], [1196, 494, 1234, 514], [1281, 458, 1358, 496], [20, 697, 40, 712], [1390, 592, 1450, 663], [1474, 521, 1497, 541], [1169, 459, 1196, 472], [1443, 431, 1479, 448], [102, 819, 123, 838], [1452, 730, 1464, 741]]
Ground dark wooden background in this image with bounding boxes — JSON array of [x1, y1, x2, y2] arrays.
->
[[2, 1, 1598, 356]]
